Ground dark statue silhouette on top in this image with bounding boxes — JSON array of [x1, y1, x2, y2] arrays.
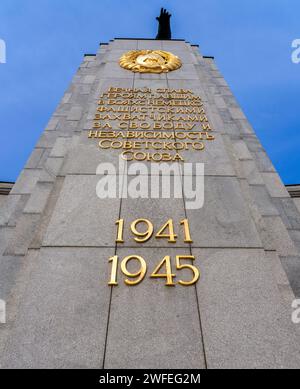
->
[[156, 8, 172, 40]]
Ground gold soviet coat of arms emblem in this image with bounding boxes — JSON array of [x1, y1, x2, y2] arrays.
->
[[119, 50, 182, 74]]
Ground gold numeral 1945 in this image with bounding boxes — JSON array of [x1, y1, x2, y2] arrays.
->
[[108, 255, 200, 287]]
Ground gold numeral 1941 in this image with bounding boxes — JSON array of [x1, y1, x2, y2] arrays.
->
[[115, 219, 193, 244]]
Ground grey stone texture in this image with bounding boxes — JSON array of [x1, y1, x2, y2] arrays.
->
[[1, 39, 300, 369], [177, 135, 235, 176], [0, 256, 24, 302], [0, 248, 113, 369], [280, 256, 300, 298], [187, 176, 262, 248], [294, 198, 300, 214], [105, 247, 206, 369], [119, 176, 187, 248], [0, 197, 5, 209], [194, 248, 300, 369], [43, 175, 121, 248]]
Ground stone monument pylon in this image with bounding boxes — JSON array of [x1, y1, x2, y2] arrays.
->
[[1, 11, 300, 369]]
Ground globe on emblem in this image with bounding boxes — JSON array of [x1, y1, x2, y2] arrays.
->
[[119, 50, 182, 74]]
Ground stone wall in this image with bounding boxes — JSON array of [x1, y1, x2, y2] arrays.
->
[[0, 39, 300, 369]]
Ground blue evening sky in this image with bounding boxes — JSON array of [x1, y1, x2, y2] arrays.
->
[[0, 0, 299, 184]]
